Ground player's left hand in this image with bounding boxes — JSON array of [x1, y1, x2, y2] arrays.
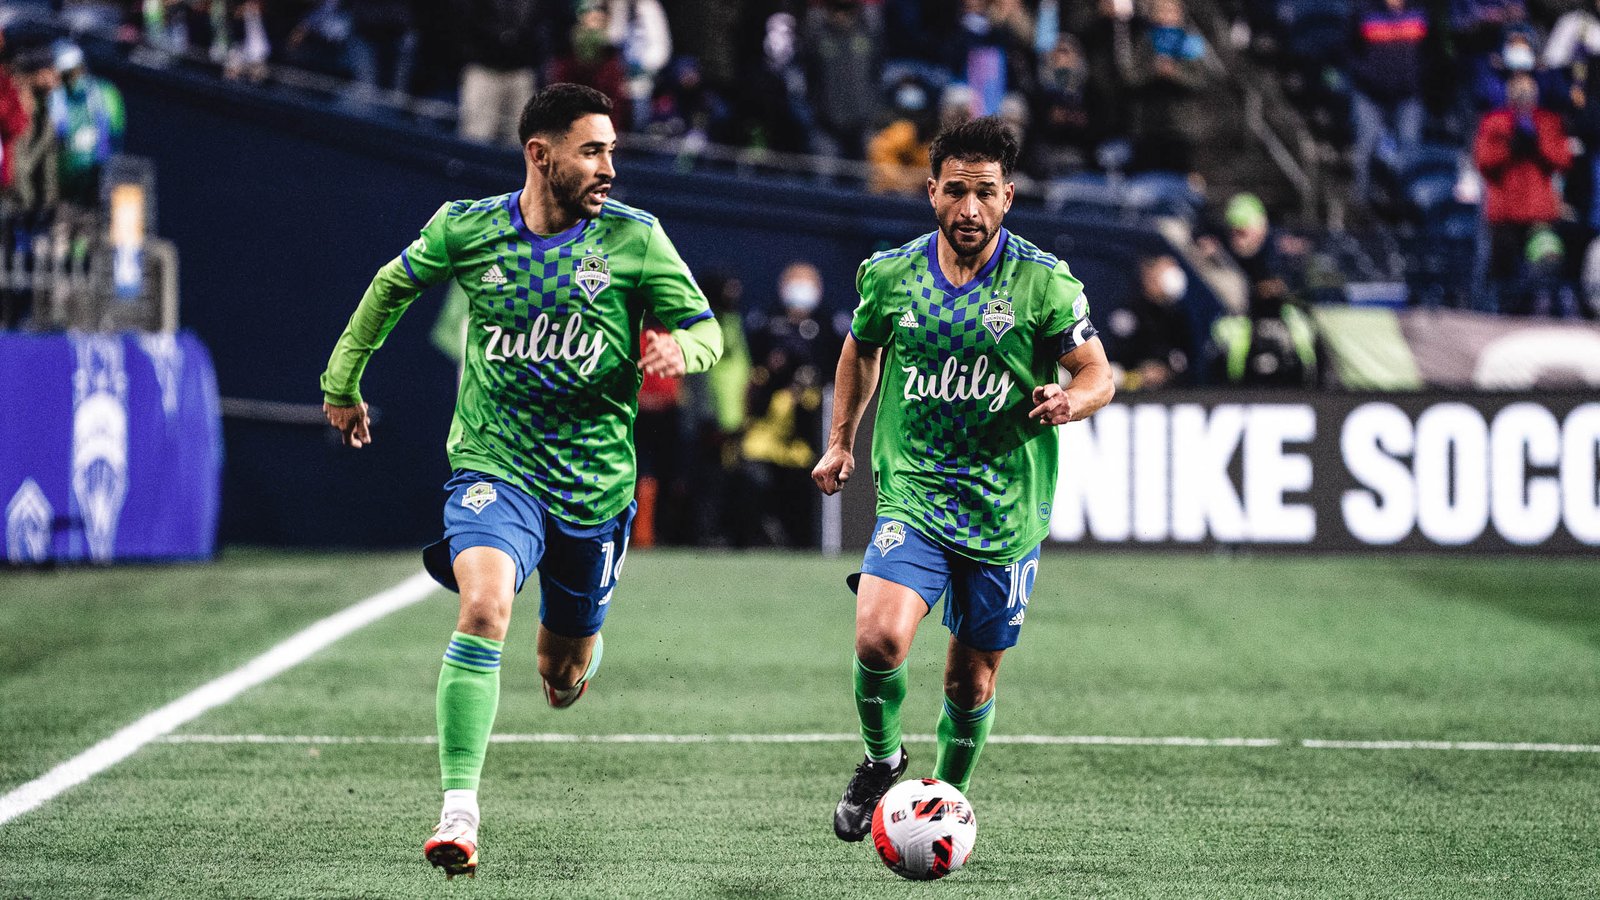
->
[[639, 330, 686, 378], [1028, 383, 1074, 426]]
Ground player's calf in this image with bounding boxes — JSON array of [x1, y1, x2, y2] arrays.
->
[[543, 633, 603, 709]]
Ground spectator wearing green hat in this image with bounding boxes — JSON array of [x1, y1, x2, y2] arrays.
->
[[1200, 192, 1323, 387], [1206, 192, 1289, 313]]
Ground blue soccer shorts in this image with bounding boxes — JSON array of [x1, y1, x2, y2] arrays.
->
[[853, 517, 1040, 652], [422, 470, 635, 638]]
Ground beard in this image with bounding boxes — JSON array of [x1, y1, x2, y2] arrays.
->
[[940, 217, 997, 259], [550, 161, 609, 220]]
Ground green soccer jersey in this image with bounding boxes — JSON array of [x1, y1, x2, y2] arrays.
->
[[852, 228, 1096, 564], [322, 193, 717, 525]]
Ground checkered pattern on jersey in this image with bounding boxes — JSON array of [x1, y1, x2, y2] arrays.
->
[[472, 211, 625, 523], [897, 260, 1018, 554]]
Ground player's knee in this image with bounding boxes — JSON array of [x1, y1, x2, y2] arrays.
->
[[855, 633, 909, 671], [944, 672, 995, 709], [455, 591, 511, 639]]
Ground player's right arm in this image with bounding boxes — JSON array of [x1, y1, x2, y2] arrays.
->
[[813, 334, 883, 494], [320, 204, 455, 448], [813, 260, 891, 495]]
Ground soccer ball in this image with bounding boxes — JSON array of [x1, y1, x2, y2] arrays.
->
[[870, 778, 977, 880]]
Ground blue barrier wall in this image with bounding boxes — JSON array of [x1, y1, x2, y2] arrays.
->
[[1, 330, 222, 562], [109, 60, 1211, 547]]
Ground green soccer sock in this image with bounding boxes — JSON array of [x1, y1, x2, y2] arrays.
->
[[437, 631, 503, 792], [932, 695, 995, 794], [853, 656, 908, 761]]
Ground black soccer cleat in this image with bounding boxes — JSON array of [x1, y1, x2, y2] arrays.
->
[[832, 750, 909, 842]]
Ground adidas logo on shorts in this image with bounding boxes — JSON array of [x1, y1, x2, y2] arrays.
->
[[1007, 610, 1025, 627], [481, 264, 508, 285]]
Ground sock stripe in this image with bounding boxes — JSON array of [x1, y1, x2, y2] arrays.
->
[[446, 641, 502, 662], [444, 650, 499, 666], [942, 696, 995, 722]]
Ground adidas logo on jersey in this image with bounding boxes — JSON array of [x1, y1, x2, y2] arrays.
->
[[897, 309, 917, 328], [481, 264, 508, 285]]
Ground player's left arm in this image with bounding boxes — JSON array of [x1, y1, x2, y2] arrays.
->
[[638, 219, 722, 377], [1030, 337, 1115, 426], [1029, 259, 1115, 426]]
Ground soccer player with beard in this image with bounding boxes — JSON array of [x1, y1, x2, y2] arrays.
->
[[813, 117, 1114, 842], [319, 84, 721, 878]]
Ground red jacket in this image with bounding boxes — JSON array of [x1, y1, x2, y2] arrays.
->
[[1474, 107, 1573, 225], [0, 69, 29, 189]]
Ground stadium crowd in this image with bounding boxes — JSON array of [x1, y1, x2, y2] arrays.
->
[[0, 31, 124, 328], [25, 0, 1600, 323]]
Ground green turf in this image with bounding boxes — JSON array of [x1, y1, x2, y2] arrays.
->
[[3, 550, 1599, 898]]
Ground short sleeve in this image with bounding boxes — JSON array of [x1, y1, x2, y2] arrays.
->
[[397, 203, 454, 289], [641, 219, 713, 329], [1039, 259, 1099, 357], [848, 259, 892, 346]]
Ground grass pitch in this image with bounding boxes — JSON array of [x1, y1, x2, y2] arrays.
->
[[2, 549, 1598, 898]]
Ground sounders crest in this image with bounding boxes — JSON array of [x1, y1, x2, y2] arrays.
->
[[983, 297, 1015, 341], [575, 255, 611, 302], [873, 521, 907, 556], [462, 482, 498, 514]]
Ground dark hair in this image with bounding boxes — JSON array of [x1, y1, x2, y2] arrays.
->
[[928, 116, 1020, 179], [517, 83, 613, 145]]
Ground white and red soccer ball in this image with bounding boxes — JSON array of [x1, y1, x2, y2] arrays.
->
[[870, 778, 977, 880]]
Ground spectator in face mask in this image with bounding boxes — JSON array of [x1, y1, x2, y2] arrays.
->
[[1473, 26, 1559, 111], [747, 262, 840, 376], [1104, 254, 1195, 390], [1476, 72, 1573, 313], [737, 261, 842, 547]]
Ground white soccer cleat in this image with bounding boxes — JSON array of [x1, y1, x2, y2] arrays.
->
[[424, 812, 479, 880]]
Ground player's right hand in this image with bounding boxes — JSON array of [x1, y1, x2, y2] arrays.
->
[[812, 446, 854, 495], [324, 401, 373, 449]]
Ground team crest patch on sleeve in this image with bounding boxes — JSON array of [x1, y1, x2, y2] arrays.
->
[[873, 521, 907, 555], [575, 255, 611, 301], [983, 298, 1015, 341], [462, 482, 498, 514]]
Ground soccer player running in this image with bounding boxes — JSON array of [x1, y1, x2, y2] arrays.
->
[[813, 117, 1114, 841], [319, 84, 721, 878]]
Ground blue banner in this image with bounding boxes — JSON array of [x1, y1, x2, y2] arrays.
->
[[1, 331, 221, 562]]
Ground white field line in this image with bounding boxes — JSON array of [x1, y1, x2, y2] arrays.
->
[[0, 572, 439, 827], [161, 733, 1278, 747], [160, 733, 1600, 753], [1301, 739, 1600, 753]]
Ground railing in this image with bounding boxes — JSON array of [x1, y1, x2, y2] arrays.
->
[[0, 209, 179, 333], [1188, 0, 1326, 225]]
